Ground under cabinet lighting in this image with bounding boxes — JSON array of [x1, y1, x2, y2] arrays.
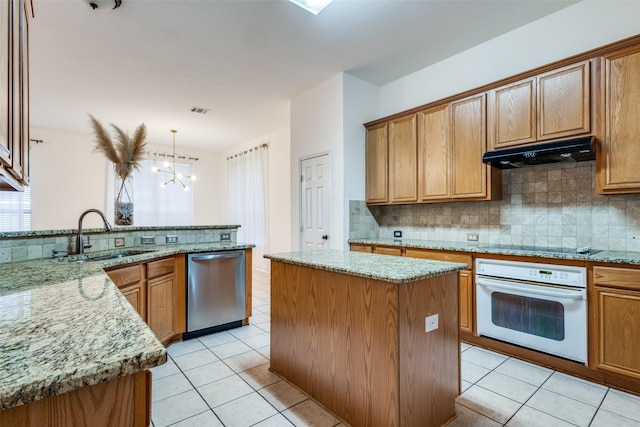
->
[[289, 0, 334, 15]]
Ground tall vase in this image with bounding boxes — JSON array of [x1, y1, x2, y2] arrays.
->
[[114, 166, 134, 226]]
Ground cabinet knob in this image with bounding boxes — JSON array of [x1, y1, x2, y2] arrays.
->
[[322, 235, 328, 240]]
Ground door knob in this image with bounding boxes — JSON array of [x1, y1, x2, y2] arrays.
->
[[322, 235, 328, 240]]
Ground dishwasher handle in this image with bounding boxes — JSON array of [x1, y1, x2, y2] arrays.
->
[[190, 252, 243, 262]]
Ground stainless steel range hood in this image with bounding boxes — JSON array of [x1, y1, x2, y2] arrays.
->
[[482, 136, 596, 169]]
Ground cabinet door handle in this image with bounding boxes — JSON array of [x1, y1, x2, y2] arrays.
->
[[322, 235, 328, 240]]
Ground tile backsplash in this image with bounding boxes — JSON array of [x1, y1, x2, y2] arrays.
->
[[0, 227, 238, 264], [350, 161, 640, 252]]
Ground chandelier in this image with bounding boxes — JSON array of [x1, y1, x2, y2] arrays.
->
[[152, 130, 196, 191]]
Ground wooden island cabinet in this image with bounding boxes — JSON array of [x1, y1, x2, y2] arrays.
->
[[405, 249, 474, 334], [266, 250, 465, 427]]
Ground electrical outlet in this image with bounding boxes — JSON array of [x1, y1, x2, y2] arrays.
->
[[425, 314, 439, 333], [166, 235, 178, 244], [467, 233, 479, 242], [114, 237, 125, 247], [393, 230, 402, 238], [141, 236, 155, 245], [221, 233, 231, 241]]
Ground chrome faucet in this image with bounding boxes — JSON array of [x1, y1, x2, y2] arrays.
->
[[76, 209, 113, 254]]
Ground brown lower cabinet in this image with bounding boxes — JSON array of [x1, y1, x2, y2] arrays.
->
[[592, 265, 640, 380], [106, 255, 185, 346], [0, 371, 151, 427]]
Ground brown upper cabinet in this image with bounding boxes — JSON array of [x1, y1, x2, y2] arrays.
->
[[597, 45, 640, 194], [0, 0, 31, 191], [451, 94, 496, 199], [418, 105, 450, 200], [388, 114, 418, 203], [366, 114, 419, 205], [368, 93, 501, 205], [417, 94, 500, 203], [487, 60, 591, 150], [365, 122, 388, 204]]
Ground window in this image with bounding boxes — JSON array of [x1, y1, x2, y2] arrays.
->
[[0, 185, 31, 232], [132, 160, 194, 226]]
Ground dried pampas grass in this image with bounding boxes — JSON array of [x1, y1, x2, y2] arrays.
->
[[88, 114, 147, 181]]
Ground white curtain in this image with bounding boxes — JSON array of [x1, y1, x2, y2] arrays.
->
[[227, 144, 269, 271]]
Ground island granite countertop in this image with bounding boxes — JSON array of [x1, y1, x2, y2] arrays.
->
[[0, 242, 253, 411], [348, 238, 640, 266], [264, 249, 468, 284]]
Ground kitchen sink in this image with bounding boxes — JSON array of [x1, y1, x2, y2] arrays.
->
[[59, 249, 158, 263]]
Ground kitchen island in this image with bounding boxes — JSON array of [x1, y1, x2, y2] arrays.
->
[[264, 250, 468, 427], [0, 237, 253, 426]]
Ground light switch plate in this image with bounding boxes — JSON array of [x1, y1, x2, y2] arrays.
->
[[221, 233, 231, 241], [166, 235, 178, 244], [425, 314, 439, 333], [467, 233, 479, 242], [114, 237, 125, 247]]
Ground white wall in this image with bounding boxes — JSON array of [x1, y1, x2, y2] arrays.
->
[[223, 125, 291, 267], [290, 74, 344, 251], [342, 73, 379, 247], [30, 127, 226, 230], [31, 127, 108, 230], [379, 1, 640, 115]]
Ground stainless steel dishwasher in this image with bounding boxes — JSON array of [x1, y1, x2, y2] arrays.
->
[[185, 250, 246, 338]]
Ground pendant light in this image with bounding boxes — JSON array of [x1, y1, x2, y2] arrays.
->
[[151, 130, 196, 191]]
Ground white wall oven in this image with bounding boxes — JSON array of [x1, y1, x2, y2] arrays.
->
[[476, 258, 587, 364]]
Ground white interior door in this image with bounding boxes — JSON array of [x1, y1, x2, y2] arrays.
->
[[300, 153, 330, 249]]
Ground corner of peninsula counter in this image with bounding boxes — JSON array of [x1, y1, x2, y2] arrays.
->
[[264, 249, 467, 427]]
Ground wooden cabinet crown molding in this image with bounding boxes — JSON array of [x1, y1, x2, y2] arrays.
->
[[364, 34, 640, 128]]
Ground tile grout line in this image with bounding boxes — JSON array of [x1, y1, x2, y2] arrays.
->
[[159, 333, 304, 426]]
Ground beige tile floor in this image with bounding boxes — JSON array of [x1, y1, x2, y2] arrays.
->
[[151, 270, 640, 427]]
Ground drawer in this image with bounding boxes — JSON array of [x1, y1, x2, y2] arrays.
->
[[594, 266, 640, 291], [147, 257, 175, 280], [350, 244, 373, 253], [106, 265, 143, 287], [373, 246, 402, 256], [404, 248, 472, 266]]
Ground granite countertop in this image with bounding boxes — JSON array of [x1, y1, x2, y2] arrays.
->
[[348, 238, 640, 266], [0, 242, 253, 410], [264, 249, 467, 284]]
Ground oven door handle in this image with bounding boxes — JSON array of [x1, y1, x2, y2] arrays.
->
[[476, 277, 586, 300]]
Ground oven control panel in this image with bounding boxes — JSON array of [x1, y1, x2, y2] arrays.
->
[[476, 259, 586, 288]]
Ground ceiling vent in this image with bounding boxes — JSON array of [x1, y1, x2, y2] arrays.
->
[[190, 107, 210, 115]]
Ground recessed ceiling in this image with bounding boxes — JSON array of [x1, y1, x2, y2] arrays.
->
[[29, 0, 577, 152]]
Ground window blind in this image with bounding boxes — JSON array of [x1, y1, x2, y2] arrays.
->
[[0, 185, 31, 232]]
